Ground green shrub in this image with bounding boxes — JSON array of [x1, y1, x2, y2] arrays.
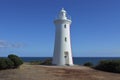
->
[[0, 54, 23, 70], [115, 65, 120, 73], [30, 61, 42, 65], [0, 58, 8, 69], [41, 58, 52, 65], [8, 54, 23, 68], [84, 62, 93, 67], [95, 60, 120, 73], [5, 58, 14, 69]]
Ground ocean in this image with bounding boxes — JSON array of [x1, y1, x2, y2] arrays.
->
[[21, 57, 120, 65]]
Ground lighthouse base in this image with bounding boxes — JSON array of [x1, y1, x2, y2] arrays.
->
[[52, 63, 74, 66]]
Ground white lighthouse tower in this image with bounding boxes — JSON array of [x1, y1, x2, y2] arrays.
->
[[52, 8, 73, 66]]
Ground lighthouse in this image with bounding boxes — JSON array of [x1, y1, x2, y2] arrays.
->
[[52, 8, 73, 66]]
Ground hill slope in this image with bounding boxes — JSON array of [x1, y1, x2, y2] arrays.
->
[[0, 63, 120, 80]]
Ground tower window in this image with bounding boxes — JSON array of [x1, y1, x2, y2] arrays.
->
[[64, 24, 66, 28], [65, 37, 67, 42]]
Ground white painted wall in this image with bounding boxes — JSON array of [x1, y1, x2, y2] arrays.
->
[[52, 8, 73, 66]]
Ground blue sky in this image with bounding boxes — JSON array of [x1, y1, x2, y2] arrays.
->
[[0, 0, 120, 57]]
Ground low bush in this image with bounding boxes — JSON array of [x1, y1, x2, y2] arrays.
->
[[84, 62, 93, 67], [0, 58, 14, 69], [40, 58, 52, 65], [8, 54, 23, 68], [95, 60, 120, 73], [30, 61, 42, 65], [0, 58, 8, 69], [5, 58, 14, 69], [0, 54, 23, 70]]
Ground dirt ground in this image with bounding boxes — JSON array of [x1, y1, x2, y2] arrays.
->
[[0, 63, 120, 80]]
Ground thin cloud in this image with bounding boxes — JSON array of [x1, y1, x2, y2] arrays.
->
[[0, 40, 9, 48], [11, 43, 25, 48], [0, 40, 25, 48]]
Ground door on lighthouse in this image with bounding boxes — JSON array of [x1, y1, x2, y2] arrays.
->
[[64, 51, 69, 66]]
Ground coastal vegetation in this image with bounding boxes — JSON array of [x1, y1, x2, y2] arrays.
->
[[83, 60, 120, 73], [30, 58, 52, 65], [30, 60, 42, 65], [95, 60, 120, 73], [0, 54, 23, 70], [83, 62, 93, 67], [25, 58, 120, 73], [40, 58, 52, 65]]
